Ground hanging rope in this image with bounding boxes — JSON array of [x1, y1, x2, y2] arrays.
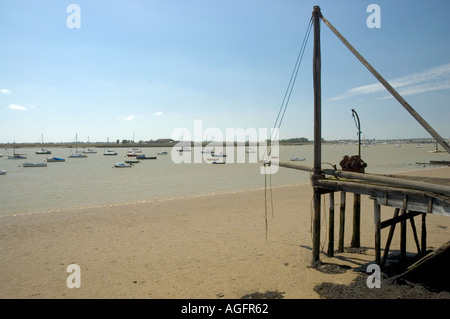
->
[[264, 18, 313, 238], [266, 16, 313, 159]]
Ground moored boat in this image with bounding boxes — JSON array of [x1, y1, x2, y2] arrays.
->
[[0, 169, 7, 175], [47, 156, 66, 162], [36, 148, 51, 154], [113, 162, 133, 168], [22, 162, 47, 167], [136, 154, 157, 160], [104, 149, 118, 156]]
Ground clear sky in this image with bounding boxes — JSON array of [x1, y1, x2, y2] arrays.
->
[[1, 0, 449, 143]]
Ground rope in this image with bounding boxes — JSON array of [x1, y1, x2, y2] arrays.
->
[[263, 17, 313, 239], [265, 17, 313, 159]]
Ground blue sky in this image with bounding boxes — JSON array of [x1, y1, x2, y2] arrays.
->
[[1, 0, 449, 143]]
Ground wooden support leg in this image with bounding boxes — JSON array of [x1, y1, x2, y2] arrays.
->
[[421, 213, 427, 253], [312, 190, 321, 265], [351, 193, 361, 248], [400, 197, 408, 263], [382, 208, 400, 267], [328, 192, 335, 257], [374, 200, 381, 265], [409, 216, 421, 254], [338, 191, 346, 253]]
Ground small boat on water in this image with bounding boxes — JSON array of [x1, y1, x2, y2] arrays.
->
[[69, 134, 87, 158], [0, 170, 7, 175], [69, 153, 87, 158], [125, 159, 140, 164], [127, 148, 142, 154], [8, 153, 27, 160], [136, 154, 157, 160], [290, 157, 305, 161], [126, 151, 138, 157], [157, 151, 168, 155], [36, 135, 51, 154], [47, 156, 66, 162], [22, 162, 47, 167], [36, 148, 51, 154], [83, 148, 97, 154], [211, 152, 226, 157], [104, 149, 118, 156], [7, 142, 27, 159], [113, 162, 133, 168]]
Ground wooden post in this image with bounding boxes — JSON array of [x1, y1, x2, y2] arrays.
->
[[374, 200, 381, 265], [338, 191, 346, 252], [311, 5, 322, 265], [328, 192, 335, 257], [421, 213, 427, 253], [351, 194, 361, 248], [400, 196, 408, 263]]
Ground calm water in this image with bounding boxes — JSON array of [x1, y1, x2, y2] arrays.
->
[[0, 143, 448, 217]]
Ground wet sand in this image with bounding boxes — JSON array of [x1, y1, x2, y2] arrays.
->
[[0, 167, 449, 299]]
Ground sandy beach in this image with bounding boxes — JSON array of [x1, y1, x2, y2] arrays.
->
[[0, 166, 449, 299]]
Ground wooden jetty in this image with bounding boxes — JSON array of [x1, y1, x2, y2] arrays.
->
[[277, 6, 450, 268]]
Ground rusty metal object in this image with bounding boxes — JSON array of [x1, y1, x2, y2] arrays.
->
[[339, 155, 367, 173]]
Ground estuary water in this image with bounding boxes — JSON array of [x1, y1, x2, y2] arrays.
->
[[0, 143, 448, 217]]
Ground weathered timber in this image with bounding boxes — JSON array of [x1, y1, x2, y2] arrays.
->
[[309, 178, 450, 216], [328, 192, 335, 256], [382, 208, 400, 267], [374, 200, 381, 265], [338, 191, 346, 253], [278, 162, 450, 196], [311, 5, 322, 264]]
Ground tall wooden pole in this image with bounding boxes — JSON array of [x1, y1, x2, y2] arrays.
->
[[312, 5, 322, 264]]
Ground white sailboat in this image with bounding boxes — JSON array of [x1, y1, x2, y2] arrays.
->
[[69, 134, 87, 158]]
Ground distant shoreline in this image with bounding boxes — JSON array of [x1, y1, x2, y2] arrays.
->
[[0, 138, 442, 149]]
